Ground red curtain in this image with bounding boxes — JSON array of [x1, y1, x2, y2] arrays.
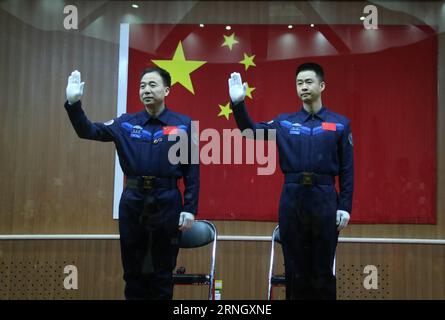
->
[[126, 24, 437, 224]]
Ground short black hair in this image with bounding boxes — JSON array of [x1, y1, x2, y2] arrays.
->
[[140, 66, 171, 87], [296, 62, 324, 82]]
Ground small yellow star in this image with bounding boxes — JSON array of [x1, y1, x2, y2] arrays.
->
[[221, 33, 239, 51], [245, 82, 256, 99], [217, 102, 233, 120], [239, 53, 256, 70]]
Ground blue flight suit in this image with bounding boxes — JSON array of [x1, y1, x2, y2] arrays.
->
[[232, 101, 354, 300], [64, 100, 199, 300]]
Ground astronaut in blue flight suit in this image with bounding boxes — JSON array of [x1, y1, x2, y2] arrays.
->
[[228, 63, 354, 299], [64, 67, 199, 300]]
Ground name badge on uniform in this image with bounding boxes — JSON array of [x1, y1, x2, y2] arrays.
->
[[130, 125, 143, 139], [290, 123, 302, 135]]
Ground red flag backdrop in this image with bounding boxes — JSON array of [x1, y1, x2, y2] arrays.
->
[[125, 24, 437, 224]]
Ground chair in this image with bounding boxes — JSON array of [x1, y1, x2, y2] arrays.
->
[[267, 225, 285, 300], [173, 220, 217, 300], [267, 225, 336, 300]]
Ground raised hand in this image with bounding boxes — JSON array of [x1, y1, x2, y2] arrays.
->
[[66, 70, 85, 105], [228, 72, 247, 104]]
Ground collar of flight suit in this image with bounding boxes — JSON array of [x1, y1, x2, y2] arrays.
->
[[300, 105, 327, 123], [140, 106, 171, 126]]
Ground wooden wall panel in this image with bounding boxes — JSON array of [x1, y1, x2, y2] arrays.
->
[[0, 240, 444, 300], [0, 3, 120, 234], [0, 240, 124, 299]]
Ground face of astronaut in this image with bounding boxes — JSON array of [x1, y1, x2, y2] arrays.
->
[[296, 70, 325, 103], [139, 71, 170, 109]]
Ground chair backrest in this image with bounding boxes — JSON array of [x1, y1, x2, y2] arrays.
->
[[272, 225, 281, 244], [179, 220, 216, 248]]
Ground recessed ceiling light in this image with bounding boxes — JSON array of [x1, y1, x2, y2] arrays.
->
[[132, 4, 139, 9]]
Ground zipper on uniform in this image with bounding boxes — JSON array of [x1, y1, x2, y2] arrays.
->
[[308, 116, 314, 172]]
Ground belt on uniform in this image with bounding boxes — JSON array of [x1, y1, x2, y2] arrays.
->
[[126, 176, 178, 190], [284, 172, 335, 186]]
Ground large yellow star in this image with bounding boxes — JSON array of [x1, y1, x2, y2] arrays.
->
[[245, 82, 256, 99], [152, 41, 207, 94], [217, 102, 233, 120], [239, 53, 256, 70], [221, 33, 239, 51]]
